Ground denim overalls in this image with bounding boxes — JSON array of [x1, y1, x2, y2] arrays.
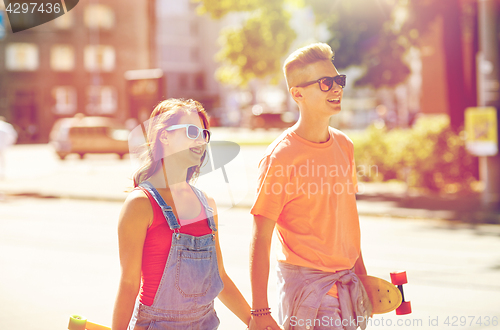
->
[[128, 181, 224, 330]]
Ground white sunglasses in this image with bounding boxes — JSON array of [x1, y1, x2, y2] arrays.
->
[[165, 124, 211, 142]]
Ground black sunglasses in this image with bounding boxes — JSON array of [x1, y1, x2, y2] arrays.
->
[[296, 74, 346, 91]]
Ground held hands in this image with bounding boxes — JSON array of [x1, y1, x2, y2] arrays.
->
[[248, 314, 283, 330]]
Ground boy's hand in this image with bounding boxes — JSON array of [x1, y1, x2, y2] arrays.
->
[[248, 314, 282, 330]]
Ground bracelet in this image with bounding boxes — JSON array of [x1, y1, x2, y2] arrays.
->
[[251, 307, 270, 313], [251, 311, 271, 317], [251, 307, 271, 317]]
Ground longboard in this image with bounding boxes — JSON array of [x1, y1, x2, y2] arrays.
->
[[359, 271, 411, 315], [68, 315, 110, 330]]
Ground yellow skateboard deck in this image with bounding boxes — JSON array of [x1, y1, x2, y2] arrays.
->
[[359, 275, 403, 314], [68, 315, 110, 330]]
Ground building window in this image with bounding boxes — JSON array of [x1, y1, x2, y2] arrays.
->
[[52, 86, 77, 115], [164, 46, 190, 62], [86, 86, 117, 115], [51, 45, 75, 71], [54, 11, 74, 29], [84, 4, 115, 29], [159, 0, 188, 15], [190, 21, 199, 36], [179, 73, 189, 90], [84, 45, 115, 72], [191, 47, 200, 62], [195, 72, 205, 90], [5, 43, 39, 71]]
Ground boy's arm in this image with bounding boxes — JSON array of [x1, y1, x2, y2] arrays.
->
[[249, 215, 281, 330], [354, 251, 367, 276]]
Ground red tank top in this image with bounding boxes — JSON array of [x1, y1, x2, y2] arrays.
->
[[137, 187, 212, 306]]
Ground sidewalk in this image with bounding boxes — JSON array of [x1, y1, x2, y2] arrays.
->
[[1, 139, 499, 224], [356, 182, 500, 225]]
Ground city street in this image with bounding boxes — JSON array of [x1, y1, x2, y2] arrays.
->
[[2, 0, 500, 329], [1, 197, 500, 330], [0, 140, 500, 329]]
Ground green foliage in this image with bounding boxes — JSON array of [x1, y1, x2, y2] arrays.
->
[[195, 0, 296, 86], [195, 0, 268, 19], [308, 0, 411, 88], [196, 0, 451, 89], [309, 0, 452, 88], [353, 115, 478, 193]]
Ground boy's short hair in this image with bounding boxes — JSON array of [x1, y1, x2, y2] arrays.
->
[[283, 42, 334, 89]]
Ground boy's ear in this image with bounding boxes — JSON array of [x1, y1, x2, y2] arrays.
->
[[290, 87, 303, 102]]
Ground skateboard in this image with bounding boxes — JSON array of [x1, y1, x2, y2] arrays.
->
[[68, 315, 110, 330], [359, 271, 412, 315]]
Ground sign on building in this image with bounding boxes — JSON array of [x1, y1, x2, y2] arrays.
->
[[465, 107, 498, 156]]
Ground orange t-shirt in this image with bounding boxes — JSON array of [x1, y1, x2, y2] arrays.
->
[[251, 127, 361, 297]]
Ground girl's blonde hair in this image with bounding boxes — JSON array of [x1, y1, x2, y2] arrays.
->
[[283, 42, 334, 89], [132, 98, 210, 187]]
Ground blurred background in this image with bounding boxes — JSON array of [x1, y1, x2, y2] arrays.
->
[[1, 0, 499, 203], [0, 0, 500, 329]]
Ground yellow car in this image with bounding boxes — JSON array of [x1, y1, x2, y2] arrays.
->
[[50, 115, 130, 159]]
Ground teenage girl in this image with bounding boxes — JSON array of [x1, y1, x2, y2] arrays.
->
[[112, 99, 254, 330]]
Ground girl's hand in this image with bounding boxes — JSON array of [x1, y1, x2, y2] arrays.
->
[[248, 314, 282, 330]]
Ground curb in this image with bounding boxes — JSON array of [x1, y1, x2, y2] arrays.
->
[[2, 189, 499, 225]]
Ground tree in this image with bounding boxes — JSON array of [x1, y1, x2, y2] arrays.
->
[[196, 0, 415, 89], [195, 0, 296, 86], [308, 0, 412, 88]]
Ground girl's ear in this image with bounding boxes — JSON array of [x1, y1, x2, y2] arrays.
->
[[159, 130, 169, 144]]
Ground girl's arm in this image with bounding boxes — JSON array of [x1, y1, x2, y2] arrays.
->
[[112, 190, 152, 330], [207, 196, 252, 327]]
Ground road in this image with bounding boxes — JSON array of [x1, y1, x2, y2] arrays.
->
[[1, 196, 500, 330], [0, 141, 500, 329]]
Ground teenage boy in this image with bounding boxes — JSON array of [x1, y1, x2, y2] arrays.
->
[[249, 43, 372, 330]]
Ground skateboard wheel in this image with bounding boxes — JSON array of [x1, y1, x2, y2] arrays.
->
[[396, 301, 412, 315], [68, 315, 87, 330], [390, 271, 407, 285]]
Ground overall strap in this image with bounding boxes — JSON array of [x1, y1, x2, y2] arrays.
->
[[139, 181, 180, 231], [190, 185, 217, 232]]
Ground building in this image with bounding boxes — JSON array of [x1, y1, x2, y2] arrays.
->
[[0, 0, 154, 143], [154, 0, 222, 120]]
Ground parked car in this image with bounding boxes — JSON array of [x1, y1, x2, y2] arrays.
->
[[244, 104, 297, 130], [49, 115, 130, 159]]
